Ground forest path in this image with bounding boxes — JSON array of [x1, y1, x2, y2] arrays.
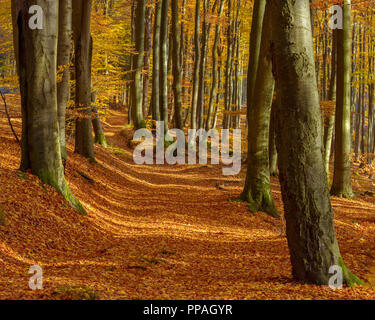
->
[[1, 107, 375, 299]]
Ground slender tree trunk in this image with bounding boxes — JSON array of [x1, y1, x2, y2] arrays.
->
[[240, 3, 278, 218], [171, 0, 184, 130], [323, 30, 337, 177], [73, 0, 95, 161], [150, 0, 162, 122], [132, 0, 146, 129], [91, 92, 108, 147], [143, 6, 152, 117], [57, 0, 72, 161], [191, 0, 201, 129], [197, 0, 211, 129], [159, 0, 169, 133], [223, 0, 233, 129], [206, 0, 225, 130], [269, 101, 278, 176], [331, 0, 354, 198]]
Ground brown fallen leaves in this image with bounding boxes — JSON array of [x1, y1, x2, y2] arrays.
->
[[1, 110, 375, 300]]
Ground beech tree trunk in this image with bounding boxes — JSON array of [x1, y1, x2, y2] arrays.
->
[[73, 0, 95, 161], [57, 0, 72, 161], [206, 0, 225, 130], [240, 3, 278, 218], [132, 0, 146, 129], [331, 0, 353, 198], [171, 0, 184, 130], [270, 0, 360, 285], [11, 0, 85, 214], [150, 0, 161, 122], [159, 0, 169, 132], [191, 0, 200, 129]]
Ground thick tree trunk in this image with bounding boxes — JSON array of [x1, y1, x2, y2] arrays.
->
[[331, 0, 353, 198], [11, 0, 85, 215], [73, 0, 95, 161], [270, 0, 361, 286], [57, 0, 72, 161]]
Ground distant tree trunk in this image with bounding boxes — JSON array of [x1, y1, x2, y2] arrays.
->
[[128, 0, 136, 125], [73, 0, 95, 161], [197, 0, 211, 129], [171, 0, 183, 130], [270, 0, 360, 285], [150, 0, 161, 122], [191, 0, 200, 129], [206, 0, 225, 130], [11, 0, 85, 214], [132, 0, 146, 129], [246, 0, 265, 122], [240, 3, 278, 217], [142, 6, 152, 117], [323, 30, 337, 177], [223, 0, 233, 129], [269, 101, 278, 176], [57, 0, 72, 161], [91, 92, 108, 147], [331, 0, 353, 198], [159, 0, 169, 133]]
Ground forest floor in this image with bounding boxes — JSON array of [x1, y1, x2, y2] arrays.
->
[[1, 103, 375, 299]]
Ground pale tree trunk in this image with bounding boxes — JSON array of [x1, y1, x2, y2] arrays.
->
[[206, 0, 225, 130], [11, 0, 85, 214], [132, 0, 146, 129], [270, 0, 360, 285], [223, 0, 233, 129], [91, 91, 108, 147], [323, 30, 337, 177], [73, 0, 95, 161], [159, 0, 169, 132], [171, 0, 183, 130], [191, 0, 200, 129], [142, 6, 152, 117], [240, 3, 278, 218], [150, 0, 161, 122], [57, 0, 72, 161], [197, 0, 211, 129], [331, 0, 353, 198]]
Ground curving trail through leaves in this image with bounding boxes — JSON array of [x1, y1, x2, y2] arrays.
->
[[1, 107, 375, 299]]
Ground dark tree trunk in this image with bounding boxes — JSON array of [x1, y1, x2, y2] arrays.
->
[[11, 0, 85, 214], [270, 0, 361, 286], [73, 0, 95, 161]]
